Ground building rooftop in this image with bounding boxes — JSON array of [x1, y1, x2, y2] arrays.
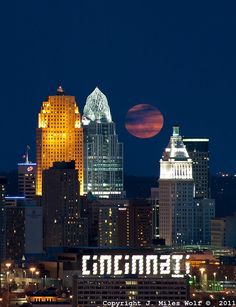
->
[[162, 126, 190, 161], [82, 87, 112, 124]]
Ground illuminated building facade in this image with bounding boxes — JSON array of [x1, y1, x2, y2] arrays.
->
[[98, 203, 130, 247], [97, 199, 152, 248], [82, 87, 124, 198], [18, 161, 36, 199], [77, 277, 188, 306], [42, 161, 88, 249], [36, 86, 83, 195], [98, 205, 120, 247], [159, 126, 195, 246], [183, 138, 210, 198], [62, 249, 189, 306], [129, 198, 153, 248]]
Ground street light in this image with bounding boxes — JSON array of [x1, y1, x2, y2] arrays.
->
[[5, 263, 12, 306], [199, 267, 205, 275], [199, 268, 206, 289], [5, 263, 11, 284], [35, 271, 40, 289], [29, 267, 36, 279], [213, 272, 216, 291]]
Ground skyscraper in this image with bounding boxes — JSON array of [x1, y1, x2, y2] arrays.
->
[[82, 87, 124, 198], [193, 198, 215, 245], [182, 138, 215, 245], [129, 199, 153, 248], [42, 161, 87, 249], [159, 126, 195, 246], [36, 86, 83, 195], [183, 138, 210, 198], [4, 197, 43, 260], [98, 205, 120, 247]]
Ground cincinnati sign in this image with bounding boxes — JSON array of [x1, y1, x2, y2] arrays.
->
[[81, 254, 190, 278]]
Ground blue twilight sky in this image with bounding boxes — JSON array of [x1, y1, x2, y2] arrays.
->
[[1, 1, 236, 176]]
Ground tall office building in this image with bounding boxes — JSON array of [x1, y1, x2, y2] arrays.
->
[[36, 86, 83, 195], [98, 205, 126, 247], [98, 205, 118, 247], [183, 138, 210, 198], [193, 198, 215, 245], [97, 199, 152, 248], [149, 187, 162, 244], [211, 174, 236, 217], [42, 161, 88, 249], [129, 199, 153, 248], [159, 126, 195, 246], [82, 87, 124, 198], [4, 197, 43, 260], [18, 148, 36, 199]]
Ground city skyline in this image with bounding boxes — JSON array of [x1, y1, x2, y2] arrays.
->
[[2, 1, 236, 176], [0, 83, 235, 177], [0, 2, 235, 306]]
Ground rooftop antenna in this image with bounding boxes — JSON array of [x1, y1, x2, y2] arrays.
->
[[25, 145, 30, 163]]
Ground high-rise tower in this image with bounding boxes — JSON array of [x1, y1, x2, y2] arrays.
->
[[159, 126, 195, 245], [18, 146, 36, 199], [42, 161, 88, 248], [82, 87, 124, 198], [182, 138, 214, 245], [36, 86, 83, 195], [183, 138, 210, 198]]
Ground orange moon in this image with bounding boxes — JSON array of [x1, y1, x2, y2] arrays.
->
[[125, 104, 164, 138]]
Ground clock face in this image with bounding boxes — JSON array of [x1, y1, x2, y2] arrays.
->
[[27, 166, 34, 172]]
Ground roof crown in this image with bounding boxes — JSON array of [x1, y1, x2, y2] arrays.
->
[[162, 126, 190, 161], [82, 87, 112, 124]]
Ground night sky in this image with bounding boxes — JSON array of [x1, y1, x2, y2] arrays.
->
[[2, 1, 236, 176]]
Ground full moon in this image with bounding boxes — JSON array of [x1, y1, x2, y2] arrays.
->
[[125, 104, 164, 139]]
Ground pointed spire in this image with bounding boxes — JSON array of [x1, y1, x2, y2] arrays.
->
[[162, 126, 190, 161], [82, 87, 112, 124], [56, 85, 65, 95], [25, 145, 30, 164]]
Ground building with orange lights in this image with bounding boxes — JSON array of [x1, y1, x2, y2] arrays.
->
[[36, 86, 83, 195]]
